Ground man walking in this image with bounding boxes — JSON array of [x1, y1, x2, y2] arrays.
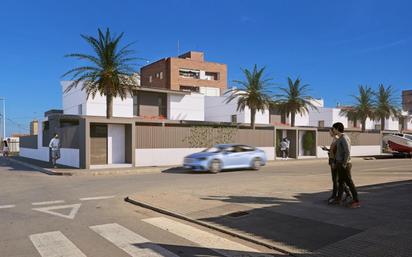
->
[[331, 122, 360, 208], [49, 133, 60, 168]]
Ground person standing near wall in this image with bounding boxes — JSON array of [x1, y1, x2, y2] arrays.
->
[[331, 122, 360, 208], [2, 139, 9, 157], [49, 133, 61, 168], [280, 138, 288, 160]]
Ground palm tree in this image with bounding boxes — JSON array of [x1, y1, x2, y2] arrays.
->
[[347, 85, 375, 132], [374, 84, 400, 131], [63, 28, 138, 119], [274, 77, 317, 127], [340, 107, 359, 128], [225, 65, 273, 129]]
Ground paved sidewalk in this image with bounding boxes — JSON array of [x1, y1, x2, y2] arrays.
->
[[127, 159, 412, 256]]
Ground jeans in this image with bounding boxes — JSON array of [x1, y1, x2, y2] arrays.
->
[[336, 162, 358, 202], [330, 162, 351, 199]]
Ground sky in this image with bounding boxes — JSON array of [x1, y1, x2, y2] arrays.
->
[[0, 0, 411, 136]]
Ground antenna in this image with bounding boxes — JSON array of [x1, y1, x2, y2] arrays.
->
[[177, 40, 180, 56]]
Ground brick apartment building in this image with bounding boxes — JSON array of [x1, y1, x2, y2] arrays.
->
[[402, 90, 412, 113], [140, 51, 227, 96]]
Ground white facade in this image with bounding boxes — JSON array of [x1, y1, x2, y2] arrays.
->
[[61, 81, 134, 118], [204, 96, 269, 124], [168, 93, 205, 121]]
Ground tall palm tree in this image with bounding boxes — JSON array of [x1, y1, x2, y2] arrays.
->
[[274, 77, 317, 127], [225, 65, 273, 129], [374, 84, 400, 131], [340, 107, 359, 128], [348, 85, 375, 132], [63, 28, 138, 119]]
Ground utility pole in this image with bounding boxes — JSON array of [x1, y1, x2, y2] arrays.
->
[[0, 97, 4, 139]]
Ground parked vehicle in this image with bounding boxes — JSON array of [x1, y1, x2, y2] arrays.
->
[[383, 133, 412, 153], [183, 144, 267, 173]]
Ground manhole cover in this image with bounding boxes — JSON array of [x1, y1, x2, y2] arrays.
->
[[227, 211, 249, 218]]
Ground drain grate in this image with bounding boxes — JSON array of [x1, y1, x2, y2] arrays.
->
[[227, 211, 249, 218]]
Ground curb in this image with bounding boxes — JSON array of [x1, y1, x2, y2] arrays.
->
[[125, 196, 307, 256], [7, 158, 71, 176]]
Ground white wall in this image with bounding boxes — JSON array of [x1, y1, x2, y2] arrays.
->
[[385, 117, 399, 131], [200, 87, 220, 96], [294, 112, 310, 126], [317, 145, 381, 158], [61, 81, 134, 118], [135, 147, 275, 167], [204, 96, 269, 124], [108, 124, 125, 164], [168, 93, 205, 121], [332, 109, 349, 128]]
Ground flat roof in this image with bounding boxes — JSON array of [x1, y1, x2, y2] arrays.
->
[[134, 86, 189, 95]]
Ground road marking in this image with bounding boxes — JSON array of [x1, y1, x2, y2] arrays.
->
[[30, 231, 87, 257], [33, 204, 81, 219], [90, 223, 179, 257], [361, 165, 412, 172], [32, 200, 65, 206], [0, 204, 15, 209], [79, 195, 115, 201], [143, 217, 266, 257]]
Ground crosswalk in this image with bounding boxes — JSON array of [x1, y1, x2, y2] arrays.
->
[[29, 217, 274, 257]]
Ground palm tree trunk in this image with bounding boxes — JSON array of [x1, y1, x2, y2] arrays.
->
[[380, 116, 385, 131], [353, 119, 358, 128], [251, 108, 256, 130], [361, 119, 366, 132], [291, 113, 295, 127], [106, 94, 113, 119]]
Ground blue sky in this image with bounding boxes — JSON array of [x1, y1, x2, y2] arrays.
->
[[1, 0, 411, 135]]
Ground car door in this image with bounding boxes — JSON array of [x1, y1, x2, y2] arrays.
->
[[222, 145, 244, 168]]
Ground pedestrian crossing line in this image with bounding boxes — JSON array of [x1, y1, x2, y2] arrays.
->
[[90, 223, 180, 257], [143, 217, 266, 257], [0, 204, 15, 209], [79, 195, 115, 201], [29, 231, 87, 257]]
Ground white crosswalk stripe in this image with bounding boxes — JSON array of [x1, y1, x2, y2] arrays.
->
[[143, 217, 270, 257], [90, 223, 180, 257], [29, 231, 87, 257]]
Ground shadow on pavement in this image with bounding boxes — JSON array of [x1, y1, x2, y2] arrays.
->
[[0, 157, 39, 173], [198, 180, 412, 254]]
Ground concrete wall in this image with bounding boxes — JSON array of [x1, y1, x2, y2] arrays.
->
[[317, 145, 381, 158], [135, 146, 275, 167], [307, 107, 348, 128], [108, 124, 125, 164], [62, 81, 134, 118], [168, 93, 205, 121]]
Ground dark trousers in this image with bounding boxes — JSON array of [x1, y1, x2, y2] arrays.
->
[[330, 165, 351, 199], [336, 162, 359, 202]]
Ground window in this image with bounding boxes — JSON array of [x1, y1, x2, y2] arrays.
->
[[179, 69, 200, 79], [318, 120, 325, 128], [133, 95, 139, 116], [78, 104, 82, 115], [180, 85, 200, 92], [149, 76, 152, 83], [155, 73, 159, 78], [160, 72, 163, 79], [231, 115, 237, 123], [205, 72, 219, 80]]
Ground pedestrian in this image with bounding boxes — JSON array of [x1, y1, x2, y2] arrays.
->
[[49, 133, 61, 168], [321, 128, 351, 204], [331, 122, 360, 208], [280, 138, 288, 160], [2, 139, 9, 157], [284, 137, 290, 160]]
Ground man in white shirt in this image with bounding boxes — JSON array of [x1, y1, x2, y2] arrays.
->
[[49, 133, 60, 168]]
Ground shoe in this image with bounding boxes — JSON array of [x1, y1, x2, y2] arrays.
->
[[327, 197, 336, 204], [343, 194, 352, 202], [329, 199, 342, 205], [347, 201, 360, 208]]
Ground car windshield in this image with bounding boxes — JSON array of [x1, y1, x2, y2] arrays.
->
[[404, 134, 412, 140], [202, 146, 224, 153]]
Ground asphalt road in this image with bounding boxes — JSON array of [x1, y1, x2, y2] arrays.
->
[[0, 156, 411, 257]]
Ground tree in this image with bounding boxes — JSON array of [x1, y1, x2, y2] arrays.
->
[[340, 107, 359, 128], [63, 28, 138, 119], [347, 85, 375, 132], [225, 65, 273, 129], [374, 84, 400, 131], [274, 77, 317, 127]]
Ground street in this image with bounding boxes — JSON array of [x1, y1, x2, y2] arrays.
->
[[0, 157, 411, 257]]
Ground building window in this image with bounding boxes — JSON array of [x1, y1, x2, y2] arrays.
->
[[78, 104, 82, 115], [179, 69, 200, 79], [160, 72, 163, 79], [318, 120, 325, 128], [155, 73, 159, 78], [180, 85, 200, 92], [149, 75, 152, 83], [231, 115, 237, 123], [133, 95, 139, 116], [205, 72, 219, 81]]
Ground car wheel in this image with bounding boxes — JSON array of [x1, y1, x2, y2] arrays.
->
[[209, 159, 222, 173], [251, 157, 262, 170]]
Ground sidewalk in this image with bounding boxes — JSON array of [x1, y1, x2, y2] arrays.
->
[[126, 164, 412, 256]]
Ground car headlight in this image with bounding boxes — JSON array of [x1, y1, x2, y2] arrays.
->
[[197, 157, 208, 161]]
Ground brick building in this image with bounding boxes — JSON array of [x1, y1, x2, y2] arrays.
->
[[140, 51, 227, 96]]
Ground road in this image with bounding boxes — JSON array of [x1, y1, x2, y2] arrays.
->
[[0, 156, 411, 257]]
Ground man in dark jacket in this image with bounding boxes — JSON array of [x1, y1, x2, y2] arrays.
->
[[331, 122, 360, 208]]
